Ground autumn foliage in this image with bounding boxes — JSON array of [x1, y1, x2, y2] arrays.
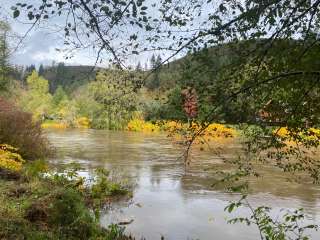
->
[[0, 98, 50, 160], [181, 88, 198, 119], [0, 144, 25, 172]]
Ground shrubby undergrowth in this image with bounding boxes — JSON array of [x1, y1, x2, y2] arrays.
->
[[0, 160, 132, 240], [0, 98, 50, 160]]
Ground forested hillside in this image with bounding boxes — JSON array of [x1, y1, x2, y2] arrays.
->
[[145, 38, 320, 124], [8, 38, 319, 130], [41, 64, 98, 93]]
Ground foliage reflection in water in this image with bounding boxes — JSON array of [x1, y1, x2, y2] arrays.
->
[[47, 129, 320, 240]]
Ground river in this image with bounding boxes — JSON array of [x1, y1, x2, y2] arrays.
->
[[47, 129, 320, 240]]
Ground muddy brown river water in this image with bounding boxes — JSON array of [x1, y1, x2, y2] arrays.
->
[[47, 129, 320, 240]]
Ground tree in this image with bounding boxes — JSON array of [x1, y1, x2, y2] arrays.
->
[[135, 61, 142, 72], [150, 54, 156, 69], [38, 64, 45, 76], [0, 21, 10, 92], [52, 86, 68, 106], [146, 54, 162, 90], [88, 69, 139, 129], [51, 85, 69, 120], [24, 64, 36, 77], [20, 70, 52, 121]]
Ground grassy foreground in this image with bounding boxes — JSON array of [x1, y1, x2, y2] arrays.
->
[[0, 160, 132, 240]]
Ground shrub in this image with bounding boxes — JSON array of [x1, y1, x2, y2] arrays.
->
[[49, 188, 96, 239], [0, 144, 25, 172], [127, 119, 160, 133], [91, 168, 129, 201], [0, 98, 51, 160], [23, 160, 48, 179], [41, 121, 68, 129], [75, 117, 91, 128]]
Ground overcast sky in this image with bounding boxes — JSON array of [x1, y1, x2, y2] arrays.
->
[[0, 0, 156, 68], [0, 0, 212, 69]]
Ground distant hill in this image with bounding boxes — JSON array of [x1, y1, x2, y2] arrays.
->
[[41, 39, 311, 95], [144, 40, 248, 90], [149, 38, 306, 90], [42, 64, 99, 93]]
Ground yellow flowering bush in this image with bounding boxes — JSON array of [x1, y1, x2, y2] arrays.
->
[[41, 117, 91, 129], [41, 121, 68, 129], [308, 128, 320, 141], [205, 123, 237, 138], [274, 127, 320, 143], [0, 144, 25, 172], [127, 119, 160, 133], [75, 117, 91, 129], [127, 119, 238, 149], [160, 120, 184, 132], [273, 127, 289, 138]]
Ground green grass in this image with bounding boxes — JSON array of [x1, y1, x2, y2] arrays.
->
[[0, 163, 132, 240]]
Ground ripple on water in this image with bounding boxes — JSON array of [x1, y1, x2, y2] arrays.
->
[[47, 129, 320, 240]]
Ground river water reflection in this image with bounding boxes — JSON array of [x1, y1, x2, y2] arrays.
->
[[47, 129, 320, 240]]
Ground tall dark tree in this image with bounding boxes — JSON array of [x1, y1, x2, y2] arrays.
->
[[135, 61, 142, 72], [38, 64, 45, 76], [25, 64, 36, 75], [49, 62, 66, 93], [150, 54, 156, 69], [146, 54, 162, 90], [22, 64, 36, 85], [0, 21, 10, 92]]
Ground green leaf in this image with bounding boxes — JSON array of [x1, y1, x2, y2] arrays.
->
[[13, 9, 20, 18]]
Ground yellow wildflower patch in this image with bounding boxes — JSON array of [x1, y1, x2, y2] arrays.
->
[[161, 120, 184, 132], [41, 121, 68, 129], [273, 127, 289, 138], [0, 144, 25, 172], [75, 117, 91, 129], [126, 119, 238, 147], [308, 128, 320, 141], [205, 123, 237, 138], [126, 119, 160, 133], [273, 127, 320, 144]]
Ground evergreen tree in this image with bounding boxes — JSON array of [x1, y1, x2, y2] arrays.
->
[[56, 62, 66, 87], [136, 61, 142, 72], [38, 64, 45, 76], [0, 21, 10, 92], [155, 55, 162, 67], [150, 54, 156, 69], [49, 62, 66, 93], [25, 64, 36, 76], [146, 54, 161, 90]]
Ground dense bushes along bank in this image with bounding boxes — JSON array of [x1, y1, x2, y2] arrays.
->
[[0, 98, 50, 160], [0, 152, 133, 240], [0, 98, 134, 240]]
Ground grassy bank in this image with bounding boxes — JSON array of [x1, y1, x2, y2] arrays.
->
[[41, 117, 91, 129], [0, 101, 135, 240], [0, 156, 132, 240]]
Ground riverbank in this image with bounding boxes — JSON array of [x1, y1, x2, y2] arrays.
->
[[42, 119, 239, 150], [0, 154, 133, 240]]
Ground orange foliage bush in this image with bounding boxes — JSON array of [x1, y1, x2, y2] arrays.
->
[[0, 98, 51, 160]]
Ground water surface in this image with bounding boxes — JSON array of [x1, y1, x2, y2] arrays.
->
[[47, 129, 320, 240]]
